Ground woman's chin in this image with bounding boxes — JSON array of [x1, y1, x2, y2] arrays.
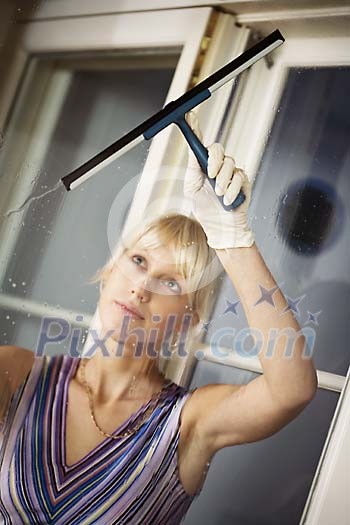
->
[[97, 302, 147, 345], [97, 310, 121, 337]]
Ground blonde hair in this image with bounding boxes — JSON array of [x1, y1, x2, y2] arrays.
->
[[87, 213, 223, 337]]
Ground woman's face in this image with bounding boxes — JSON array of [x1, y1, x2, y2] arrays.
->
[[98, 240, 199, 354]]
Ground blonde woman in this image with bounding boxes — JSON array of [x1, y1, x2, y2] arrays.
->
[[0, 115, 317, 524]]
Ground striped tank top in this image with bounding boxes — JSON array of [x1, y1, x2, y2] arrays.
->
[[0, 354, 200, 524]]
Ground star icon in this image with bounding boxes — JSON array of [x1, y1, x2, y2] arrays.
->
[[222, 298, 241, 316], [254, 284, 280, 308], [282, 294, 306, 317], [305, 310, 322, 326]]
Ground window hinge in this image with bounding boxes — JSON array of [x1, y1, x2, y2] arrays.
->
[[188, 10, 220, 90]]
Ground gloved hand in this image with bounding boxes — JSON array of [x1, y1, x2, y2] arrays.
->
[[183, 111, 255, 249]]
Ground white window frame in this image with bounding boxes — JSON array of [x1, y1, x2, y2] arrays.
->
[[3, 7, 346, 391], [21, 8, 213, 228], [2, 2, 349, 521], [0, 8, 251, 381], [177, 26, 350, 392], [30, 0, 350, 21], [0, 8, 213, 355], [221, 31, 350, 378], [218, 23, 350, 525], [30, 0, 241, 19], [301, 364, 350, 524]]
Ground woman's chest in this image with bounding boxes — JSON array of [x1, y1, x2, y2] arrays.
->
[[65, 381, 142, 466], [65, 381, 211, 496]]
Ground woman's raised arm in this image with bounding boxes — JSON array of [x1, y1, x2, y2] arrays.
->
[[186, 243, 317, 454], [216, 244, 318, 405], [182, 111, 317, 453]]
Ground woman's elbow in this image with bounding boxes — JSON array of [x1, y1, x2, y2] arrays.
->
[[296, 368, 318, 407]]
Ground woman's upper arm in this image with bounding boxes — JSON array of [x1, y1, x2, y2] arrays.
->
[[194, 376, 312, 454]]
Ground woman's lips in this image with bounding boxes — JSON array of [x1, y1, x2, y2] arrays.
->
[[113, 301, 144, 320]]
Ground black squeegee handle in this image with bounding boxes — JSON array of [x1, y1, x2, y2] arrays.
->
[[143, 91, 245, 211], [176, 117, 245, 210]]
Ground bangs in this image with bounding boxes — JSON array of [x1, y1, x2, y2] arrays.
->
[[127, 215, 219, 300], [88, 213, 222, 314]]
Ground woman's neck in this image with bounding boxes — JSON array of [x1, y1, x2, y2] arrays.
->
[[76, 349, 166, 406]]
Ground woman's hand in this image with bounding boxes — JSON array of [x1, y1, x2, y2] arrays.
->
[[183, 111, 255, 249]]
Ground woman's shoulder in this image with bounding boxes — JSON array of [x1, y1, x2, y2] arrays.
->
[[0, 350, 51, 435]]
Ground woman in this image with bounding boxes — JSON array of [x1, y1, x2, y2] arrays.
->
[[0, 114, 317, 524]]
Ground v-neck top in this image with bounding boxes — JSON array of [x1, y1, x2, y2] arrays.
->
[[0, 354, 200, 524]]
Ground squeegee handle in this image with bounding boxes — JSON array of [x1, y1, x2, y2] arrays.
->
[[176, 117, 245, 211]]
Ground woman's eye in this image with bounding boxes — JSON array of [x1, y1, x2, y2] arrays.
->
[[131, 255, 144, 266], [129, 255, 181, 292], [162, 280, 181, 293]]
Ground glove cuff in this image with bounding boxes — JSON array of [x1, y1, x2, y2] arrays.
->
[[206, 228, 255, 250]]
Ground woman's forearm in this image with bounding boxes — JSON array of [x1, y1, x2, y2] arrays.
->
[[215, 242, 318, 406]]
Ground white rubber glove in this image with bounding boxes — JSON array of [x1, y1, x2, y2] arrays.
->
[[183, 111, 255, 249]]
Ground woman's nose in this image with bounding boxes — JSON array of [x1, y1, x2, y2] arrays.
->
[[131, 275, 152, 301]]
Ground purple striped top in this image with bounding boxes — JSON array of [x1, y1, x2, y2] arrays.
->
[[0, 354, 201, 524]]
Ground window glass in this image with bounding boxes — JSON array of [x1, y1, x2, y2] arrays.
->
[[186, 359, 339, 525], [205, 67, 350, 377], [0, 53, 179, 350]]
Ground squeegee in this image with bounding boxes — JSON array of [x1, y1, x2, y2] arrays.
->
[[61, 30, 284, 211]]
